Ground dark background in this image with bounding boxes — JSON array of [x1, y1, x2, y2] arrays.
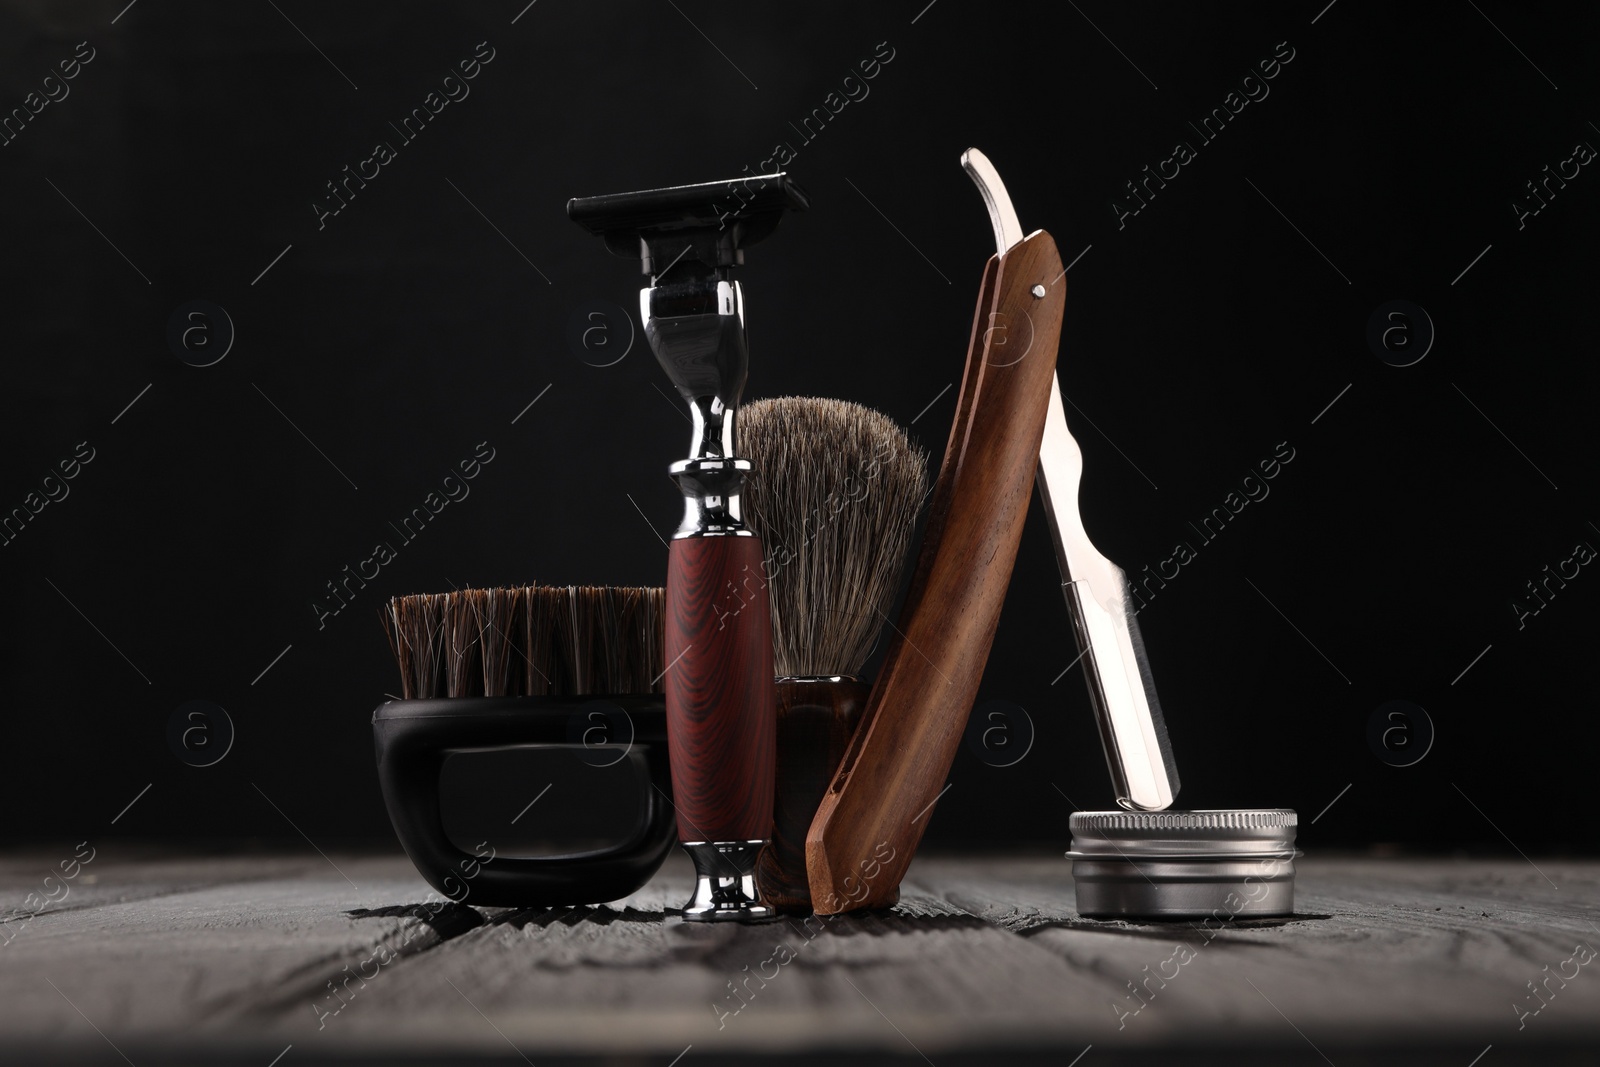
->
[[1, 0, 1594, 853]]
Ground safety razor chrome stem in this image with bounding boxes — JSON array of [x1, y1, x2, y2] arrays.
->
[[642, 275, 751, 536], [961, 149, 1180, 812]]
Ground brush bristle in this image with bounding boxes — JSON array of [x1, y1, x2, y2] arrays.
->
[[381, 585, 664, 699], [739, 397, 930, 678]]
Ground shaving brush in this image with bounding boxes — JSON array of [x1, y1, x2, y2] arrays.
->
[[738, 397, 929, 911]]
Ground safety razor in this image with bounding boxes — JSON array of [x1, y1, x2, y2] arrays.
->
[[569, 172, 807, 920]]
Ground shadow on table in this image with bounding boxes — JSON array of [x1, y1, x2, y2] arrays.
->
[[1016, 911, 1332, 945], [347, 899, 995, 945]]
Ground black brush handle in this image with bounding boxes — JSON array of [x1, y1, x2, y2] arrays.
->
[[372, 696, 675, 907]]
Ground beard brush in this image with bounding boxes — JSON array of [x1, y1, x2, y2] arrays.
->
[[737, 397, 929, 912], [381, 584, 665, 699], [374, 583, 674, 908]]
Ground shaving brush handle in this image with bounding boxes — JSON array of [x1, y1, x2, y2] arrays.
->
[[757, 678, 876, 911], [664, 535, 777, 844]]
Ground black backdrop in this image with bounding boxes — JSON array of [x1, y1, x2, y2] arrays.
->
[[2, 0, 1595, 853]]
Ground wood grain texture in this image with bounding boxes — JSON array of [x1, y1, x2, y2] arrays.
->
[[3, 852, 1597, 1064], [755, 677, 873, 912], [806, 231, 1066, 914], [664, 534, 777, 843]]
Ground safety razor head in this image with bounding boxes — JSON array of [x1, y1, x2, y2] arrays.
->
[[567, 173, 809, 280], [570, 171, 808, 472]]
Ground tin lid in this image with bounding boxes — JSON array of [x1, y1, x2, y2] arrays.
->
[[1069, 808, 1297, 859]]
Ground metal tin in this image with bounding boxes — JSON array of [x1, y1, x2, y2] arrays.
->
[[1068, 809, 1300, 920]]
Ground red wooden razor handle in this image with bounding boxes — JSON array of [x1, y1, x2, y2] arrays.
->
[[664, 534, 777, 844]]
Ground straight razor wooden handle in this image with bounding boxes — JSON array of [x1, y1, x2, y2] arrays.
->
[[806, 230, 1065, 914]]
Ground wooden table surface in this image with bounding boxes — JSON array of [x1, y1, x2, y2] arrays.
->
[[2, 849, 1596, 1065]]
